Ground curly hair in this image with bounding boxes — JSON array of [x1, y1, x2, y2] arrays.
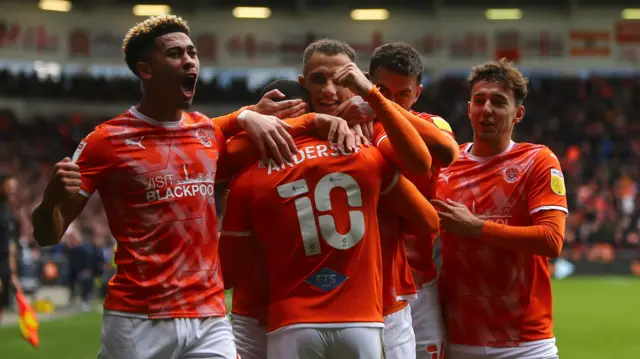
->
[[122, 14, 190, 77]]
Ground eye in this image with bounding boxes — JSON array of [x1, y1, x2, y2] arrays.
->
[[310, 74, 326, 85]]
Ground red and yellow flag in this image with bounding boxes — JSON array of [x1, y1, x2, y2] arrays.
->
[[16, 290, 39, 348]]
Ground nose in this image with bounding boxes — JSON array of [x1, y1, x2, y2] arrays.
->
[[482, 100, 492, 114], [321, 80, 337, 96], [183, 53, 196, 71]]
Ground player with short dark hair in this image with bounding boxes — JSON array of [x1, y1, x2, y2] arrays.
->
[[433, 59, 566, 359], [220, 76, 440, 359], [31, 14, 315, 359], [368, 41, 460, 359]]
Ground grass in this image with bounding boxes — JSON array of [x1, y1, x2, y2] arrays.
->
[[1, 278, 638, 359]]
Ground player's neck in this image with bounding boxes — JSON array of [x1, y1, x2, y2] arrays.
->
[[470, 137, 511, 157], [136, 97, 182, 123]]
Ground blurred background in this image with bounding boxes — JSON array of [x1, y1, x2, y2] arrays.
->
[[0, 0, 639, 358]]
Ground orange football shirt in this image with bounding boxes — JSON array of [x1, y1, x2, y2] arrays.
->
[[74, 107, 229, 319], [436, 141, 568, 346], [221, 135, 398, 332]]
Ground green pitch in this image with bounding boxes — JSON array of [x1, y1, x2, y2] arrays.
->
[[1, 278, 638, 359]]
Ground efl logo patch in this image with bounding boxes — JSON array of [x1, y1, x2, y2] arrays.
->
[[432, 116, 453, 133], [305, 268, 348, 292], [550, 168, 566, 196]]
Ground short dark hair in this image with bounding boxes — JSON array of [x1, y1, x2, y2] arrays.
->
[[469, 58, 529, 104], [303, 39, 356, 67], [259, 80, 310, 103], [369, 42, 423, 84], [122, 14, 190, 77]]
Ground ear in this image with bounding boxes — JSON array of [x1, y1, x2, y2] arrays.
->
[[413, 84, 424, 104], [513, 104, 525, 125], [297, 75, 304, 86], [364, 71, 371, 80], [137, 62, 152, 80], [467, 101, 472, 120]]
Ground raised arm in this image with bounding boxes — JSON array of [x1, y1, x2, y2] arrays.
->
[[333, 63, 432, 174]]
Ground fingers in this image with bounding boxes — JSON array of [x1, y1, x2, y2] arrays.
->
[[262, 89, 285, 100], [330, 98, 350, 116], [263, 134, 284, 165], [446, 198, 463, 207], [275, 124, 297, 161], [56, 160, 80, 172], [352, 129, 363, 147], [363, 122, 374, 143], [256, 140, 269, 166], [335, 124, 346, 151], [332, 66, 350, 86], [327, 121, 338, 145], [275, 102, 308, 120], [58, 169, 81, 179], [343, 123, 357, 152], [272, 101, 307, 119], [276, 119, 297, 155], [275, 118, 294, 130], [431, 199, 450, 210]]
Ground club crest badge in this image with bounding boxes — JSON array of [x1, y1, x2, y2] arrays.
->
[[196, 129, 212, 147], [503, 165, 521, 183]]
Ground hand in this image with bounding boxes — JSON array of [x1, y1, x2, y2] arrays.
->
[[331, 96, 376, 127], [253, 89, 308, 119], [432, 199, 485, 237], [350, 124, 372, 147], [313, 114, 358, 153], [332, 63, 374, 98], [239, 111, 298, 165], [42, 157, 82, 207], [359, 121, 375, 144]]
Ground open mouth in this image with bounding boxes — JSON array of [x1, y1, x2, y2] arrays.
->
[[180, 74, 198, 97], [318, 100, 340, 109]]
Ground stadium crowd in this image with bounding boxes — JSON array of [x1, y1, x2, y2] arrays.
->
[[1, 69, 639, 295]]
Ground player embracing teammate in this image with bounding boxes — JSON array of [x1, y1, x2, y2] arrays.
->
[[30, 13, 566, 359], [219, 41, 567, 359]]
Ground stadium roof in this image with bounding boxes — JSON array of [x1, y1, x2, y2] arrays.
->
[[65, 0, 640, 13]]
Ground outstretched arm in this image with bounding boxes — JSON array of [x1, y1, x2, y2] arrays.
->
[[365, 87, 432, 174], [380, 174, 439, 236]]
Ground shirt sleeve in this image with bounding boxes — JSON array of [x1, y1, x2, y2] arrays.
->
[[527, 147, 569, 215], [373, 121, 387, 148], [376, 151, 400, 196], [210, 106, 252, 139], [72, 126, 113, 198]]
